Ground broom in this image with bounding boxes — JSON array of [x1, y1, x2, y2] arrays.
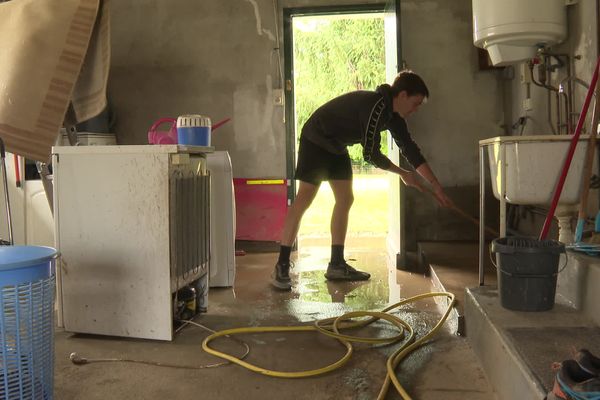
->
[[575, 76, 600, 243]]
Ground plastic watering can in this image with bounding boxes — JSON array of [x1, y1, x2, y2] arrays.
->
[[147, 118, 178, 145]]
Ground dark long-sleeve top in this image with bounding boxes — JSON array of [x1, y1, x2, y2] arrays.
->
[[300, 84, 426, 170]]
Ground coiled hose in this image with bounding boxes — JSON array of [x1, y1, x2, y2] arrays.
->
[[202, 291, 456, 400]]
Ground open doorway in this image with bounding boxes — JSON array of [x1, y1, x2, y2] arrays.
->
[[284, 7, 390, 251]]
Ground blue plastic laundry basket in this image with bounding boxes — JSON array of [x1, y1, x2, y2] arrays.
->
[[0, 246, 57, 400]]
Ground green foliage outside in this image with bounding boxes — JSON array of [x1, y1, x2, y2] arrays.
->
[[293, 15, 388, 168]]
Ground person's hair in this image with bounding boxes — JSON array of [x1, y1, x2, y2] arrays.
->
[[390, 70, 429, 98]]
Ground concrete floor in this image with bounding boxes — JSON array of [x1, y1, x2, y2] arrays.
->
[[54, 239, 496, 399]]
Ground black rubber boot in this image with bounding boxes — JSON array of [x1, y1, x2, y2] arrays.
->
[[324, 261, 370, 281], [271, 262, 292, 290]]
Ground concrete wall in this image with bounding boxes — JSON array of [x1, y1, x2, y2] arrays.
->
[[110, 1, 290, 178], [108, 0, 503, 246], [399, 0, 503, 245], [109, 0, 382, 179]]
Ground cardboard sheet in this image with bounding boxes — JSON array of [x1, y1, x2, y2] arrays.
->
[[0, 0, 110, 162]]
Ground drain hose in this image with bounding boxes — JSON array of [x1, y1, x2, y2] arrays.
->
[[202, 291, 456, 400]]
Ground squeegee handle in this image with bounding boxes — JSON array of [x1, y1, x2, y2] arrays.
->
[[540, 56, 600, 241], [423, 186, 498, 237], [451, 203, 499, 237]]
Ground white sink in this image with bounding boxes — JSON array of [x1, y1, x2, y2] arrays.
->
[[478, 135, 596, 281], [481, 135, 594, 205]]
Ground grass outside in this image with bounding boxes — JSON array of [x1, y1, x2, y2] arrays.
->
[[298, 173, 390, 239]]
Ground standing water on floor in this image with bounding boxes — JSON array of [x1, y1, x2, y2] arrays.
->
[[54, 243, 495, 400], [284, 243, 437, 323]]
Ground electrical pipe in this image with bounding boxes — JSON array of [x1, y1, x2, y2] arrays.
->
[[540, 56, 600, 241]]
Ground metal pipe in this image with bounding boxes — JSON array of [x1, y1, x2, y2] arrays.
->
[[560, 76, 591, 91], [542, 55, 557, 134], [548, 89, 557, 134], [567, 56, 574, 134], [545, 55, 562, 135], [530, 60, 560, 134], [556, 91, 562, 135], [529, 61, 544, 88], [500, 143, 507, 238], [534, 55, 576, 135], [562, 92, 570, 134], [560, 75, 592, 133], [479, 145, 486, 286]]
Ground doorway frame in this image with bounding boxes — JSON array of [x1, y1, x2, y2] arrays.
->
[[282, 4, 389, 201], [282, 3, 405, 265]]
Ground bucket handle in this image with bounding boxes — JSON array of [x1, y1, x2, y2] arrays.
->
[[488, 245, 568, 278]]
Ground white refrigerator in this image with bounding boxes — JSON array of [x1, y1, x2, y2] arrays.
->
[[53, 145, 211, 341]]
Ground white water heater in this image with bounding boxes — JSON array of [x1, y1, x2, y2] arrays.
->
[[472, 0, 568, 66]]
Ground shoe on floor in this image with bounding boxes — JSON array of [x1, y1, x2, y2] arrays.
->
[[324, 261, 370, 281], [575, 349, 600, 376], [271, 262, 292, 291], [546, 359, 600, 400]]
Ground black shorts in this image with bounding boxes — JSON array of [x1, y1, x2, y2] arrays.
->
[[294, 136, 352, 185]]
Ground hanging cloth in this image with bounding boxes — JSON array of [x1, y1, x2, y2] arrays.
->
[[0, 0, 110, 162]]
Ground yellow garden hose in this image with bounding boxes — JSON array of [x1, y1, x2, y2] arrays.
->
[[202, 291, 456, 400]]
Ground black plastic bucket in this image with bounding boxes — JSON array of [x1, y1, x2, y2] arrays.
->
[[491, 237, 565, 312]]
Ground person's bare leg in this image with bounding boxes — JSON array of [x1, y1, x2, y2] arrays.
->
[[325, 179, 370, 281], [281, 181, 320, 246], [329, 179, 353, 246], [272, 181, 320, 290]]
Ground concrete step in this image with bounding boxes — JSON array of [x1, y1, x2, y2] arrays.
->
[[420, 241, 496, 335], [557, 251, 600, 326], [424, 243, 600, 399], [465, 286, 600, 400]]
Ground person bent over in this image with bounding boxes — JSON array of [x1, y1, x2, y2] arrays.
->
[[272, 70, 453, 291]]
